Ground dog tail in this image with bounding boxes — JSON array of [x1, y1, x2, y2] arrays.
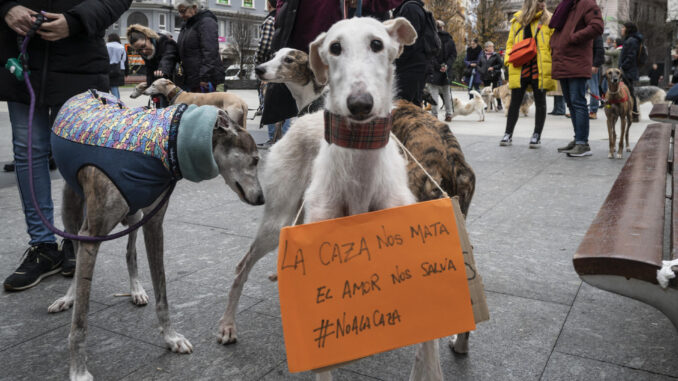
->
[[469, 90, 482, 99]]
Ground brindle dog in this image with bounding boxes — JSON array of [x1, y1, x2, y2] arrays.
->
[[49, 111, 263, 381], [604, 68, 634, 159]]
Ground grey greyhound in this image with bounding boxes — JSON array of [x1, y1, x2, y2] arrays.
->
[[46, 91, 263, 381]]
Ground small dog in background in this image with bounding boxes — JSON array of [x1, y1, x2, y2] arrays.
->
[[480, 86, 496, 111], [635, 86, 667, 106], [494, 84, 533, 116], [452, 90, 486, 121]]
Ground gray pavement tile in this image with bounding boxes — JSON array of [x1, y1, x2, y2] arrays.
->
[[119, 310, 284, 381], [261, 364, 384, 380], [555, 283, 678, 377], [0, 286, 107, 350], [542, 351, 678, 381], [0, 324, 160, 381], [88, 278, 262, 348]]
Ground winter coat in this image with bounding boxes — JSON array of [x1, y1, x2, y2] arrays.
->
[[463, 45, 483, 85], [620, 32, 643, 81], [478, 51, 503, 83], [0, 0, 131, 106], [394, 0, 430, 73], [427, 31, 457, 86], [143, 35, 179, 87], [505, 10, 556, 91], [107, 41, 127, 87], [550, 0, 604, 79], [177, 10, 224, 89]]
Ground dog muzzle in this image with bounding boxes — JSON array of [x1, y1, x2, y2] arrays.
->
[[323, 110, 392, 150]]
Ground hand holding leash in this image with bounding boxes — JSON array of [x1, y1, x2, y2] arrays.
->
[[4, 5, 36, 36], [37, 12, 69, 41]]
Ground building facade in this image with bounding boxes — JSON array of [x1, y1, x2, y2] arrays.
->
[[106, 0, 268, 64]]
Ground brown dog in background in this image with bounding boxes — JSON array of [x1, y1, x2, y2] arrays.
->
[[603, 68, 633, 159]]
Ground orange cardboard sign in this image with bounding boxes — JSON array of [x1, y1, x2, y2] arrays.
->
[[277, 198, 476, 373]]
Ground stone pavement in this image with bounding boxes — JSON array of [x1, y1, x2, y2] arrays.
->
[[1, 89, 677, 380]]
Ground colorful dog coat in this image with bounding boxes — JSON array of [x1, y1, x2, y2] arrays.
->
[[51, 90, 219, 214]]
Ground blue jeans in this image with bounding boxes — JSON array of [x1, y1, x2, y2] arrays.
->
[[110, 86, 120, 99], [8, 102, 58, 245], [587, 72, 600, 113], [552, 95, 566, 114], [267, 118, 291, 141], [561, 78, 589, 144]]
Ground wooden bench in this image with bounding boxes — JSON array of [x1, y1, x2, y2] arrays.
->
[[573, 106, 678, 329]]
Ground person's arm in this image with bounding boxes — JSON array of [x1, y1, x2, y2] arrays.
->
[[256, 16, 275, 65], [394, 3, 422, 63], [569, 4, 603, 46], [159, 38, 178, 78], [197, 16, 220, 83], [61, 0, 131, 37], [446, 39, 457, 70], [592, 35, 604, 68], [505, 22, 517, 65]]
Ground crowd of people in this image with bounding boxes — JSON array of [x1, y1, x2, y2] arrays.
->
[[0, 0, 669, 293]]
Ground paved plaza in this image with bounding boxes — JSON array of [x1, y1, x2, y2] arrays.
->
[[1, 89, 677, 380]]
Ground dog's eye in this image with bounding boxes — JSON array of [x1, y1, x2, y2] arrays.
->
[[329, 42, 342, 56], [370, 39, 383, 53], [284, 57, 293, 64]]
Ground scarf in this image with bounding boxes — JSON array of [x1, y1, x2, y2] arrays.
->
[[324, 110, 392, 150], [549, 0, 575, 31]]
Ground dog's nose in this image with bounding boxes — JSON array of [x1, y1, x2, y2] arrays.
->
[[255, 193, 265, 205], [347, 93, 373, 118], [254, 65, 265, 76]]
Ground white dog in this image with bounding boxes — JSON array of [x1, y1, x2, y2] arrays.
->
[[217, 17, 445, 381], [452, 90, 487, 121], [480, 86, 496, 111]]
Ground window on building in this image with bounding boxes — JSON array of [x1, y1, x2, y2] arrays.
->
[[243, 0, 254, 8], [216, 0, 230, 4], [127, 12, 149, 27], [159, 14, 166, 30], [219, 20, 226, 37]]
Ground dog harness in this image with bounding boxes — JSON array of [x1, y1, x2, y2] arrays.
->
[[604, 87, 629, 106], [51, 90, 220, 214], [324, 110, 393, 149]]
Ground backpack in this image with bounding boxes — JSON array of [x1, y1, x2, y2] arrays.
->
[[396, 0, 441, 59], [637, 41, 648, 66]]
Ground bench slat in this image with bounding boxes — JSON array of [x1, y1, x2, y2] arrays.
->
[[673, 126, 678, 262], [574, 124, 671, 284]]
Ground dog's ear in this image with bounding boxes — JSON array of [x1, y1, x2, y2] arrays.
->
[[309, 32, 329, 85], [214, 110, 242, 136], [384, 17, 417, 59]]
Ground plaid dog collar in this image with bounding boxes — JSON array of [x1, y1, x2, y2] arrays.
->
[[324, 110, 392, 149]]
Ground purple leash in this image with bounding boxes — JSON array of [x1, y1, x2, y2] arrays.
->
[[21, 24, 175, 242]]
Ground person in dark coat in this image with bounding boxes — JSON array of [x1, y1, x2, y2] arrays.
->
[[478, 41, 503, 110], [393, 0, 430, 106], [0, 0, 131, 291], [464, 38, 483, 97], [425, 20, 456, 121], [620, 21, 642, 121], [648, 63, 662, 86], [261, 0, 401, 127], [176, 0, 224, 92], [127, 24, 178, 100]]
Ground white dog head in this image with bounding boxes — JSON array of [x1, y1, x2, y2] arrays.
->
[[309, 17, 416, 122]]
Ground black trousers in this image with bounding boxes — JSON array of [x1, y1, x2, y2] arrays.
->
[[504, 78, 546, 136], [396, 69, 426, 106], [622, 74, 638, 115]]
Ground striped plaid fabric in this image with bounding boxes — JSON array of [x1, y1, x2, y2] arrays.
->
[[324, 110, 392, 149], [255, 14, 275, 65]]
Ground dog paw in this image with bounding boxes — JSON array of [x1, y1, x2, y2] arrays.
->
[[130, 281, 149, 306], [70, 369, 93, 381], [217, 323, 238, 345], [608, 153, 614, 159], [616, 153, 623, 159], [626, 147, 631, 152], [48, 295, 74, 313], [268, 272, 278, 282], [165, 331, 193, 354]]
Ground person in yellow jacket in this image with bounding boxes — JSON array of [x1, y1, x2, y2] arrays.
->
[[500, 0, 556, 148]]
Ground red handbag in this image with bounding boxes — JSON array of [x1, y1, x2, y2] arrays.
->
[[508, 25, 541, 67]]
